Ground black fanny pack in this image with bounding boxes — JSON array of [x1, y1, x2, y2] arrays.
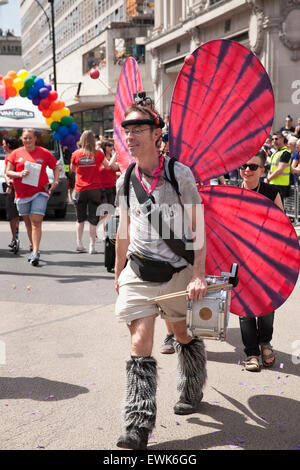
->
[[130, 253, 186, 282]]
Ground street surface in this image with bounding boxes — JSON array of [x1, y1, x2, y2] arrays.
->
[[0, 204, 300, 451]]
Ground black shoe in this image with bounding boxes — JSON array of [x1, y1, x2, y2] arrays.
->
[[173, 392, 203, 415], [116, 427, 149, 450]]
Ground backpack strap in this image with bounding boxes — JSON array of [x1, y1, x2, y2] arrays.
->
[[166, 157, 181, 196], [124, 162, 136, 208]]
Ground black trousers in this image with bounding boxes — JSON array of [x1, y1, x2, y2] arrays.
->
[[239, 311, 274, 357]]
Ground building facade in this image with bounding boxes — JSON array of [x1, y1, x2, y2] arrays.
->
[[0, 32, 23, 75], [0, 1, 23, 75], [20, 0, 154, 136], [146, 0, 300, 131]]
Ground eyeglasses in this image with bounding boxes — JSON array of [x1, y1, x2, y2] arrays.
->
[[272, 137, 280, 141], [240, 163, 262, 171], [124, 127, 151, 136]]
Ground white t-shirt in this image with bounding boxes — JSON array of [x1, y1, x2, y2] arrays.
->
[[115, 157, 202, 267]]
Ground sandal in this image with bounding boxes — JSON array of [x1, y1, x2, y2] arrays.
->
[[261, 343, 275, 367], [244, 356, 260, 372]]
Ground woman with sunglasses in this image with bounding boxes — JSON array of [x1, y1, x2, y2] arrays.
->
[[239, 149, 283, 371]]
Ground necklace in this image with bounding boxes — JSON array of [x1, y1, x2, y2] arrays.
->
[[242, 182, 261, 193], [135, 154, 164, 194]]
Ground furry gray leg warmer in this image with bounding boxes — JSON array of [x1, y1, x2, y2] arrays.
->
[[117, 356, 157, 450], [174, 338, 207, 415]]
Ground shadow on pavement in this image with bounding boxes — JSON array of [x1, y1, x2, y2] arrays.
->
[[0, 376, 89, 401], [150, 394, 300, 450]]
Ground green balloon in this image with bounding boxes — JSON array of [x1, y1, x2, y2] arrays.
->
[[61, 116, 74, 126], [50, 121, 61, 132], [24, 77, 34, 88], [19, 87, 29, 97]]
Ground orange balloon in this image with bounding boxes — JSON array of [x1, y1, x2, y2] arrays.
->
[[7, 70, 17, 79], [57, 101, 65, 110], [49, 101, 62, 111], [7, 86, 17, 97], [42, 108, 52, 118], [3, 76, 13, 87]]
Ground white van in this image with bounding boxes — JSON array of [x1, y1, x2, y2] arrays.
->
[[0, 96, 68, 217]]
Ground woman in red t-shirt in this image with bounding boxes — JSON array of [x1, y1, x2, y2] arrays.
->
[[99, 139, 119, 205], [6, 128, 59, 266], [71, 130, 109, 254]]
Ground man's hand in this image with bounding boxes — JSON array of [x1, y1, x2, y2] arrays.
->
[[114, 276, 120, 294], [186, 274, 207, 301]]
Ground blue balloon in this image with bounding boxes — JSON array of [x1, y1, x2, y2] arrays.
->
[[34, 77, 45, 90], [58, 125, 69, 138], [28, 87, 39, 99], [53, 131, 61, 141], [68, 122, 78, 134]]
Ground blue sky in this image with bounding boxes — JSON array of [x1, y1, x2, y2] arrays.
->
[[0, 0, 21, 36]]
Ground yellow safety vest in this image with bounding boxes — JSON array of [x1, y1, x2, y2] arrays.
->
[[269, 146, 291, 186]]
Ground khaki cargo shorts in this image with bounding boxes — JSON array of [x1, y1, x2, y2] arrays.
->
[[115, 259, 193, 324]]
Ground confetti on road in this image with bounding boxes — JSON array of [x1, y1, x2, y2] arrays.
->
[[27, 285, 32, 291], [11, 284, 16, 289], [280, 363, 284, 369]]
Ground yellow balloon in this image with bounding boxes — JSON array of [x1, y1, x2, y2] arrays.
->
[[13, 77, 24, 91], [46, 117, 53, 126], [51, 110, 62, 121], [60, 107, 71, 117], [17, 69, 29, 80]]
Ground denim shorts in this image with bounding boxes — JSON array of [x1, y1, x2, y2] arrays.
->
[[16, 193, 49, 217]]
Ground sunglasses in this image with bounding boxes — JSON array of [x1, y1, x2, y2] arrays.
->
[[240, 163, 262, 171]]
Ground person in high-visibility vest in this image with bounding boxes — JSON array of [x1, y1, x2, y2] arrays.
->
[[265, 131, 291, 201]]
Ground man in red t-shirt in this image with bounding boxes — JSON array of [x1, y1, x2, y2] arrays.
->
[[6, 128, 59, 266]]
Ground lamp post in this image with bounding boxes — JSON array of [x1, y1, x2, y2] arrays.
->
[[48, 0, 57, 91], [34, 0, 57, 90]]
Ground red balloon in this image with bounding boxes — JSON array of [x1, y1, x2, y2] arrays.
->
[[39, 97, 50, 110], [184, 54, 195, 66], [48, 90, 58, 102], [89, 68, 100, 79]]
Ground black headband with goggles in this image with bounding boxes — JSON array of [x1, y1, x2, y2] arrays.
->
[[121, 91, 165, 129], [121, 117, 164, 129]]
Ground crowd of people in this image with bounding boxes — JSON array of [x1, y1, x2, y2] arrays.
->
[[2, 110, 300, 450], [3, 129, 120, 261]]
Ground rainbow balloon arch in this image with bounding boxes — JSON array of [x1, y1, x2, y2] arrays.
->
[[0, 69, 81, 152]]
